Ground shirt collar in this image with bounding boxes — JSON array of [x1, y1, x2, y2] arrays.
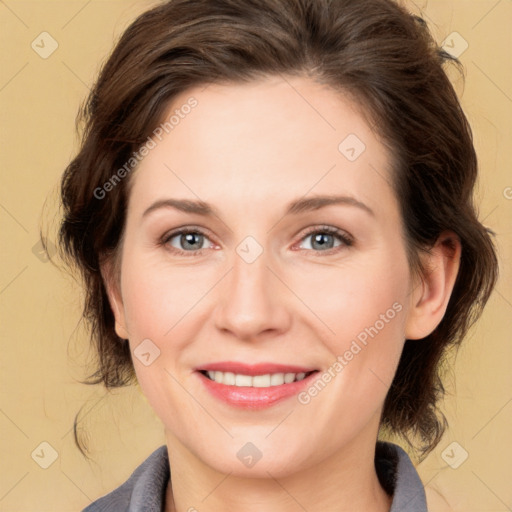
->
[[83, 441, 427, 512]]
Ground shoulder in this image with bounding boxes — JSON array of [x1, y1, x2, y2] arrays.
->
[[82, 445, 169, 512], [424, 485, 453, 512], [376, 442, 454, 512], [376, 441, 429, 512]]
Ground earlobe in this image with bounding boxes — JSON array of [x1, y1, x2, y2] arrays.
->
[[100, 259, 130, 340], [405, 231, 461, 340]]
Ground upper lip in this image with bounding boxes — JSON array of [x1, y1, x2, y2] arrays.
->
[[196, 361, 318, 376]]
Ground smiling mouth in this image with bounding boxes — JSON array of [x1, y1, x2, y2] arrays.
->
[[198, 370, 318, 387]]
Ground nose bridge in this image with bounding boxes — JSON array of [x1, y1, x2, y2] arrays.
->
[[213, 235, 290, 339]]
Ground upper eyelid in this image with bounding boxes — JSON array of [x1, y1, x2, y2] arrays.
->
[[162, 227, 215, 246], [298, 226, 353, 249], [162, 225, 352, 250]]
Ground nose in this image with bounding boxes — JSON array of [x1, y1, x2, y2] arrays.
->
[[213, 246, 292, 342]]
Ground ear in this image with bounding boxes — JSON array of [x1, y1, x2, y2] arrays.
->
[[100, 257, 130, 340], [405, 231, 461, 340]]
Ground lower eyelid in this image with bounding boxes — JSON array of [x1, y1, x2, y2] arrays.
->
[[162, 227, 353, 254], [164, 230, 213, 251], [296, 233, 352, 252]]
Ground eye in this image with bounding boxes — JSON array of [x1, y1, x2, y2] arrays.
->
[[161, 228, 215, 256], [296, 225, 353, 254], [160, 225, 353, 257]]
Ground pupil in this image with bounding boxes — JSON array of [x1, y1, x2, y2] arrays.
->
[[183, 233, 202, 249], [313, 233, 332, 250]]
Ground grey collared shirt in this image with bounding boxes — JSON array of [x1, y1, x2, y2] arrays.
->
[[82, 441, 427, 511]]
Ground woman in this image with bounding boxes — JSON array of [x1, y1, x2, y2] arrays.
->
[[54, 0, 498, 510]]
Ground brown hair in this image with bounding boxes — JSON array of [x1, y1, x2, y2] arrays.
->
[[52, 0, 498, 459]]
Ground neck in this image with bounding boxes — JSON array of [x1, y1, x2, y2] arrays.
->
[[164, 428, 392, 512]]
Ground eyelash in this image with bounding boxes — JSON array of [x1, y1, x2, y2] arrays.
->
[[159, 225, 354, 258]]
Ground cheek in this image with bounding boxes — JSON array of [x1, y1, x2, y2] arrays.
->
[[122, 275, 169, 339], [119, 233, 410, 404], [290, 248, 409, 349], [118, 253, 214, 423], [329, 270, 407, 357], [119, 252, 210, 342], [296, 251, 409, 409]]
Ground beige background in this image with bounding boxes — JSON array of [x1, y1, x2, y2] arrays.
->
[[0, 1, 511, 510]]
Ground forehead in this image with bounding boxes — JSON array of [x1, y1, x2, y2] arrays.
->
[[127, 75, 395, 216]]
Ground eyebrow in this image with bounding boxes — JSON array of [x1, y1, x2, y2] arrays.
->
[[142, 194, 375, 219]]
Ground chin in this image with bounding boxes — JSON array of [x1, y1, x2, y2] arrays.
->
[[196, 437, 312, 478]]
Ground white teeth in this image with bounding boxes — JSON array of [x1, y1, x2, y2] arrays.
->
[[223, 372, 236, 385], [253, 374, 271, 387], [284, 372, 295, 384], [270, 373, 285, 386], [235, 374, 252, 387], [204, 370, 311, 387]]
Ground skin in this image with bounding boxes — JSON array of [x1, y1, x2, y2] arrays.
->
[[102, 75, 461, 512]]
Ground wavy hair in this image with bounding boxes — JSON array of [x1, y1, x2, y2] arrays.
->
[[51, 0, 499, 459]]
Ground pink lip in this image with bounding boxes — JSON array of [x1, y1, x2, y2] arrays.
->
[[196, 361, 317, 375], [195, 361, 319, 410]]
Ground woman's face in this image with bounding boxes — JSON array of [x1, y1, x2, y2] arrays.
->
[[107, 75, 420, 476]]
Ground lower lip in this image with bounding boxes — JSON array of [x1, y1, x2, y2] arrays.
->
[[196, 371, 318, 409]]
